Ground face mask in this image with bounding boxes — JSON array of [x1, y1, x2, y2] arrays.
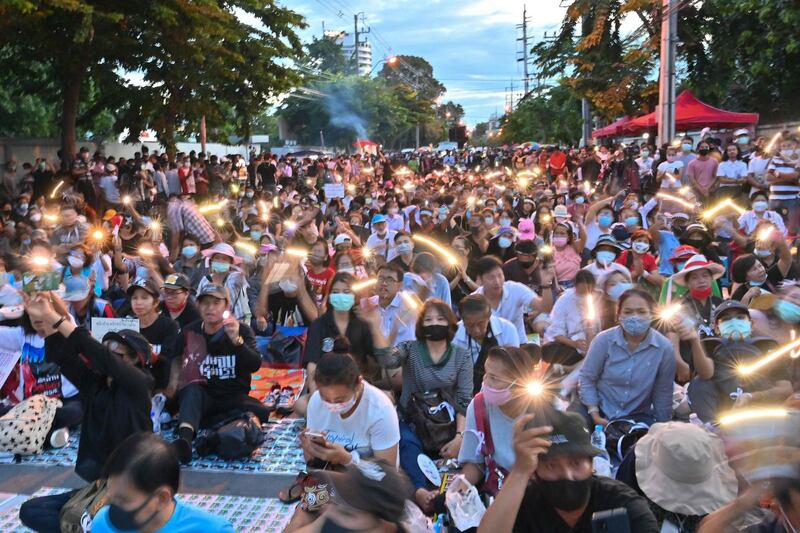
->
[[388, 207, 399, 215], [632, 241, 649, 254], [620, 315, 651, 336], [498, 237, 513, 249], [329, 293, 355, 312], [481, 382, 515, 407], [211, 260, 231, 273], [682, 143, 693, 152], [18, 203, 28, 212], [690, 286, 712, 300], [536, 477, 592, 511], [598, 152, 609, 161], [484, 216, 495, 225], [719, 317, 752, 341], [575, 197, 585, 204], [338, 267, 355, 275], [755, 248, 772, 258], [321, 394, 357, 414], [752, 200, 768, 213], [625, 216, 639, 227], [107, 494, 157, 532], [698, 148, 710, 156], [666, 155, 676, 163], [182, 246, 197, 258], [748, 279, 765, 287], [250, 230, 262, 240], [30, 213, 42, 223], [397, 242, 413, 255], [774, 299, 800, 324], [517, 258, 535, 268], [641, 150, 650, 158], [553, 236, 568, 248], [737, 136, 750, 145], [67, 256, 84, 268], [278, 278, 298, 293], [595, 250, 616, 266], [685, 238, 705, 250], [470, 225, 481, 235], [781, 149, 795, 158], [21, 238, 30, 246], [422, 324, 449, 341], [598, 214, 613, 228], [499, 217, 512, 226], [608, 282, 634, 301]]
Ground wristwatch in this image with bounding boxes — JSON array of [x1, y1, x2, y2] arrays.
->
[[52, 316, 68, 329]]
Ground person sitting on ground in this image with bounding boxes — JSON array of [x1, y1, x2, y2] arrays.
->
[[453, 294, 520, 393], [542, 270, 598, 368], [615, 422, 737, 533], [687, 300, 790, 423], [19, 293, 153, 532], [477, 410, 659, 533], [578, 288, 676, 427], [91, 432, 235, 532], [459, 346, 536, 496], [161, 272, 201, 330], [171, 283, 265, 464], [598, 269, 634, 331]]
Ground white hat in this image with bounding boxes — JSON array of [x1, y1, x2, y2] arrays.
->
[[553, 205, 570, 219], [670, 254, 725, 287], [635, 422, 737, 515], [334, 234, 352, 246], [734, 128, 750, 137]]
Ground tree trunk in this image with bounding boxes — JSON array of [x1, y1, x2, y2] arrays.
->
[[60, 72, 82, 170]]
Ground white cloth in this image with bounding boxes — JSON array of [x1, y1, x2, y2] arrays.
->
[[581, 262, 631, 289], [584, 220, 610, 251], [472, 281, 537, 341], [737, 210, 787, 236], [544, 288, 591, 344], [307, 381, 400, 460], [380, 292, 417, 345], [366, 230, 397, 259], [657, 161, 684, 190], [717, 160, 748, 184], [453, 315, 520, 364]]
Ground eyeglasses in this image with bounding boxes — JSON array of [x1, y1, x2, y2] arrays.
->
[[377, 276, 399, 284]]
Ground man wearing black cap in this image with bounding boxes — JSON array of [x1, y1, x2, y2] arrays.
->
[[172, 283, 265, 464], [502, 240, 541, 291], [478, 411, 658, 533], [687, 300, 792, 423], [161, 272, 201, 330]]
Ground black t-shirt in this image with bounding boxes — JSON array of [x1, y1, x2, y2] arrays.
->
[[513, 476, 658, 533], [710, 338, 785, 391], [257, 162, 277, 186], [138, 314, 180, 390], [160, 299, 201, 332], [305, 309, 379, 382], [503, 258, 540, 292]]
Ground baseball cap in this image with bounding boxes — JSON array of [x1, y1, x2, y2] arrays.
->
[[371, 213, 388, 225], [197, 283, 230, 302], [734, 128, 749, 137], [334, 234, 352, 246], [163, 273, 192, 291], [102, 209, 117, 221], [126, 277, 160, 298], [318, 460, 410, 523], [518, 219, 536, 240], [543, 411, 601, 458], [713, 300, 750, 323], [103, 329, 153, 366], [63, 275, 91, 302]]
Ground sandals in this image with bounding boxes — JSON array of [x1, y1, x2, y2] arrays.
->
[[279, 471, 309, 504]]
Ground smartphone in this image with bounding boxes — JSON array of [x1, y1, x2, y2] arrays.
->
[[306, 431, 327, 445], [591, 508, 630, 533], [22, 271, 61, 293], [524, 388, 558, 430]]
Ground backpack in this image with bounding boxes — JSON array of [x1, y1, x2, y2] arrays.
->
[[195, 411, 265, 459], [404, 390, 457, 456], [604, 418, 650, 462], [59, 479, 108, 533]]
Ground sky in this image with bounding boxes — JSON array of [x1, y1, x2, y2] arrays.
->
[[280, 0, 574, 128]]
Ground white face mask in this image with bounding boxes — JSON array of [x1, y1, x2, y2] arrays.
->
[[68, 256, 84, 268], [321, 394, 357, 414]]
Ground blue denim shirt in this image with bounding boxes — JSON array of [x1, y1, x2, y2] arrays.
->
[[579, 326, 675, 422]]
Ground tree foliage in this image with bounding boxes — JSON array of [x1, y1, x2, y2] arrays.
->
[[499, 85, 582, 145], [378, 55, 445, 103], [306, 36, 348, 75]]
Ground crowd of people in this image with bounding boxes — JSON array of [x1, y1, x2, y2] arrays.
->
[[2, 126, 800, 532]]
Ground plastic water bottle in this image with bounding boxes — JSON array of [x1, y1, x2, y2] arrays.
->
[[591, 425, 612, 477], [689, 413, 703, 426]]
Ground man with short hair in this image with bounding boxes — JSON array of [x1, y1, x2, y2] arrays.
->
[[376, 263, 417, 345], [166, 195, 219, 261], [161, 273, 201, 330], [478, 411, 658, 533], [173, 284, 265, 464], [49, 204, 88, 259]]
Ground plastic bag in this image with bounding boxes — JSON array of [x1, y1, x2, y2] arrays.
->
[[445, 475, 486, 531], [400, 500, 434, 533]]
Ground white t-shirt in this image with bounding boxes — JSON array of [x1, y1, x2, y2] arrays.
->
[[473, 281, 536, 341], [656, 161, 684, 190], [366, 230, 397, 259], [307, 381, 400, 458], [717, 160, 748, 185], [584, 220, 611, 251]]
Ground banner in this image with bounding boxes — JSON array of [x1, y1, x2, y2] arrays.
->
[[91, 318, 140, 341]]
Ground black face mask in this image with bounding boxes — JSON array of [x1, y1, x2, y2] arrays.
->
[[685, 238, 706, 249], [698, 148, 710, 156], [517, 259, 535, 268], [108, 494, 158, 531], [672, 225, 686, 237], [422, 324, 449, 341], [536, 477, 592, 511], [469, 225, 481, 235]]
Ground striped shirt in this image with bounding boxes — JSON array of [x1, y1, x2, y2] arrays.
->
[[376, 340, 473, 415], [768, 155, 800, 201], [167, 198, 217, 245]]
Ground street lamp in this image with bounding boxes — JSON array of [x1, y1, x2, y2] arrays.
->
[[369, 56, 397, 76]]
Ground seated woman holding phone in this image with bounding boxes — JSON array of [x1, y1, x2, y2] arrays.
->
[[284, 342, 399, 532]]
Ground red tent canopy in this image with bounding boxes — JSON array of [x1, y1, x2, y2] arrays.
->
[[622, 90, 759, 135], [592, 116, 632, 138]]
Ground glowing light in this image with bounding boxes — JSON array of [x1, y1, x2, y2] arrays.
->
[[518, 177, 530, 189], [49, 180, 64, 199], [285, 248, 308, 259], [412, 235, 458, 266], [525, 381, 545, 397], [719, 407, 788, 426], [467, 196, 476, 207], [122, 195, 131, 205], [352, 278, 377, 292], [199, 199, 228, 215], [659, 303, 682, 322], [586, 293, 596, 322], [757, 227, 774, 242], [738, 336, 800, 375], [284, 221, 298, 231], [31, 255, 49, 267], [273, 198, 279, 208], [539, 244, 553, 256], [765, 131, 782, 154], [703, 199, 745, 219], [656, 193, 696, 210], [542, 214, 552, 223], [215, 218, 225, 228], [400, 290, 422, 310], [138, 245, 155, 257], [91, 229, 105, 241], [230, 183, 240, 194], [361, 247, 372, 259], [234, 241, 257, 255], [222, 310, 230, 320], [347, 184, 357, 194], [43, 213, 59, 223]]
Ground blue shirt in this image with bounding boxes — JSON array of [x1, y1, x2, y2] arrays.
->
[[657, 230, 680, 275], [92, 499, 235, 533], [579, 326, 675, 422]]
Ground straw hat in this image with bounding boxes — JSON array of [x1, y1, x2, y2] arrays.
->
[[635, 422, 737, 516], [670, 254, 725, 287]]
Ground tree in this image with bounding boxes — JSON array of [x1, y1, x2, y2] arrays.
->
[[437, 101, 465, 123], [378, 55, 445, 103], [306, 36, 348, 75], [499, 84, 582, 144]]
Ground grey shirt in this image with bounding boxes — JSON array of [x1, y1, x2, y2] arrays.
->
[[579, 326, 675, 422], [377, 340, 473, 415]]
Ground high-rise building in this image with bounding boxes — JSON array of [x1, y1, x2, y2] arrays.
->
[[355, 41, 372, 76]]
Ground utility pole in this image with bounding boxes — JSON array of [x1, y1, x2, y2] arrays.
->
[[516, 5, 531, 96], [657, 0, 678, 145], [353, 14, 359, 75], [580, 14, 592, 146]]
